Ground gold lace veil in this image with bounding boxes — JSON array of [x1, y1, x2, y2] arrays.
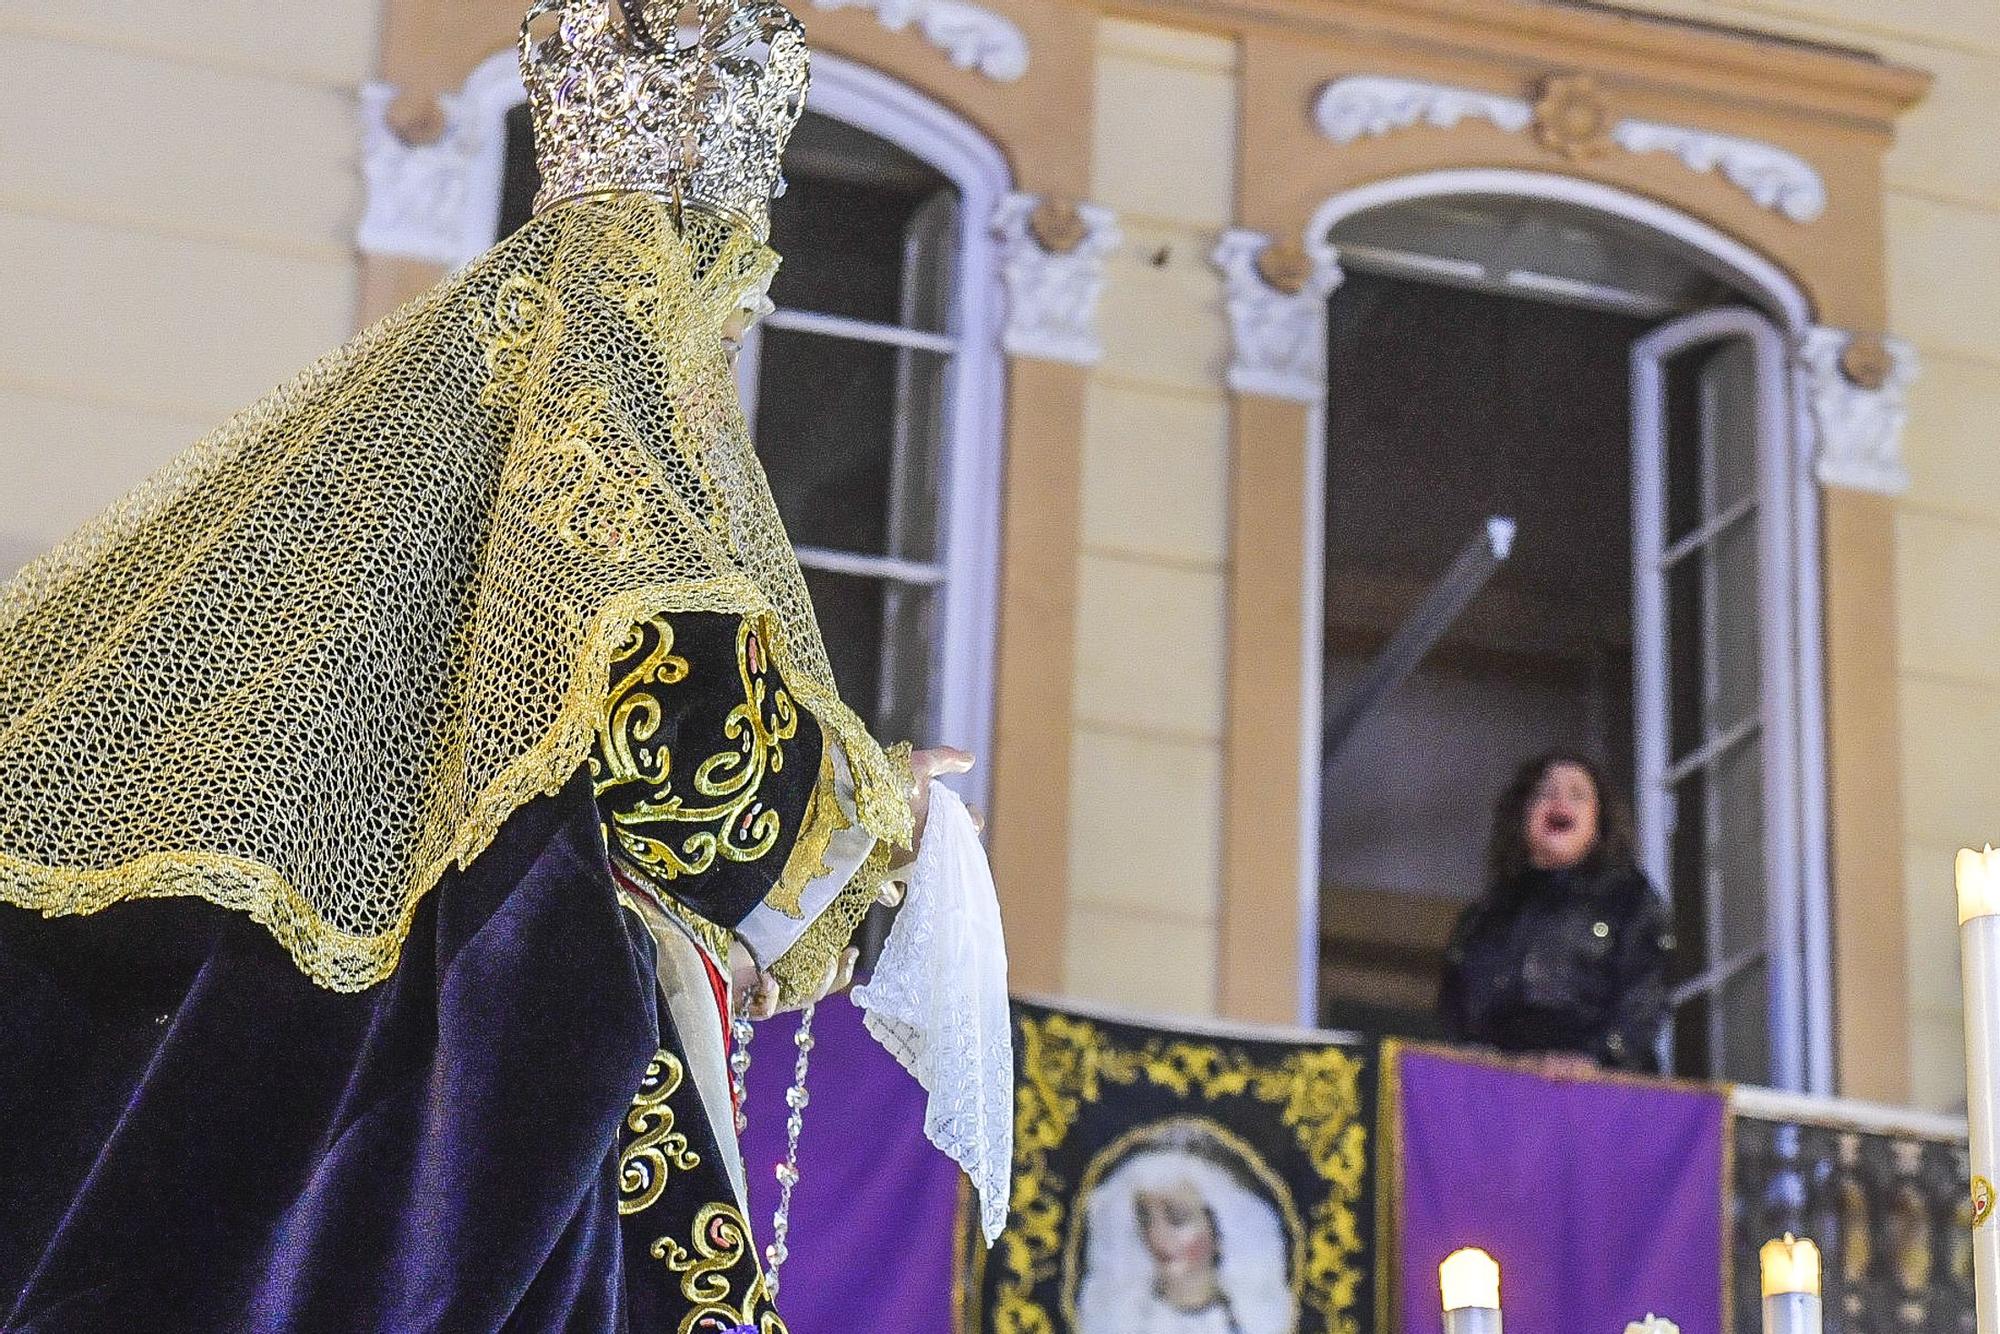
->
[[0, 195, 914, 991]]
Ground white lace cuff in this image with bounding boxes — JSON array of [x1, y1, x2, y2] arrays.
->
[[851, 781, 1014, 1244]]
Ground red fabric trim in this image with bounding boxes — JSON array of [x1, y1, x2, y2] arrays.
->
[[700, 948, 731, 1053]]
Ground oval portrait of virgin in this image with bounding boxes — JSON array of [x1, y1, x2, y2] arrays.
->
[[1062, 1117, 1305, 1334]]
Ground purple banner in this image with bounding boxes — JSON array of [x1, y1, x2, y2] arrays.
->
[[741, 996, 963, 1332], [1392, 1046, 1728, 1334]]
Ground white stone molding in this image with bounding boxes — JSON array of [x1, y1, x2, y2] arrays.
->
[[358, 83, 476, 266], [358, 55, 528, 269], [806, 0, 1028, 81], [1313, 74, 1532, 145], [1798, 326, 1918, 495], [991, 193, 1121, 366], [1612, 119, 1827, 224], [1211, 229, 1345, 404], [1312, 75, 1828, 223]]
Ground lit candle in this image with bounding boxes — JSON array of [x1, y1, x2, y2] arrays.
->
[[1962, 847, 2000, 1334], [1440, 1248, 1501, 1334], [1759, 1234, 1822, 1334]]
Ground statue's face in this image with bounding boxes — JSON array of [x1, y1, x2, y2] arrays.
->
[[1525, 761, 1600, 871], [1136, 1179, 1219, 1305], [718, 272, 775, 359]]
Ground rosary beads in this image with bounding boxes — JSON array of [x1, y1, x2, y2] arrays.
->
[[763, 1002, 815, 1300], [727, 993, 816, 1305]]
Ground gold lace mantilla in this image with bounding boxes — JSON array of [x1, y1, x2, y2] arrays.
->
[[0, 194, 912, 992]]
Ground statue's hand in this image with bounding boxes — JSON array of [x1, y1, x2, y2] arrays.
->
[[888, 747, 975, 878], [731, 946, 861, 1020]]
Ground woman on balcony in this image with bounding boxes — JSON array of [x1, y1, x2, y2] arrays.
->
[[1438, 751, 1674, 1075]]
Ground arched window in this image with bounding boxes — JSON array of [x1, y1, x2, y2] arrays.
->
[[484, 55, 1008, 780], [1306, 175, 1828, 1091]]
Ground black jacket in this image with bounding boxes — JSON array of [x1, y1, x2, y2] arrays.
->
[[1438, 863, 1673, 1073]]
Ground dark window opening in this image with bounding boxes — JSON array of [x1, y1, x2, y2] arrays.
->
[[1317, 268, 1651, 1040]]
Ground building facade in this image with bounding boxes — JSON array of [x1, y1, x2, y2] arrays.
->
[[1, 0, 1994, 1111]]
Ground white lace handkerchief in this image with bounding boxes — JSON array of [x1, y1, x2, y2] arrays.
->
[[851, 781, 1014, 1244]]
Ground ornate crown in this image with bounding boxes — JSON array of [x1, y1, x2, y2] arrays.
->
[[519, 0, 809, 239]]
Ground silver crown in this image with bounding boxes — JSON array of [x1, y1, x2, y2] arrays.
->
[[519, 0, 809, 238]]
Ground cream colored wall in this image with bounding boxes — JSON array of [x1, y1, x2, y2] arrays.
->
[[1539, 0, 1998, 1110], [1061, 17, 1238, 1018], [0, 3, 380, 576]]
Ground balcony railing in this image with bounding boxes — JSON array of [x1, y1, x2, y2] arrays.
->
[[1730, 1086, 1971, 1333]]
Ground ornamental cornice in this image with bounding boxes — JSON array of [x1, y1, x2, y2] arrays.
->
[[1211, 230, 1344, 404], [1798, 327, 1918, 496], [1313, 74, 1828, 223], [1114, 0, 1929, 130], [806, 0, 1029, 81], [992, 194, 1121, 366]]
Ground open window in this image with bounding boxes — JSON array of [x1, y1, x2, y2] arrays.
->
[[1313, 193, 1827, 1090]]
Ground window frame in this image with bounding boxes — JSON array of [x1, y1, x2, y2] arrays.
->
[[1301, 171, 1833, 1091], [1631, 305, 1814, 1089]]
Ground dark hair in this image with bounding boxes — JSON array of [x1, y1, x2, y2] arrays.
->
[[1484, 749, 1634, 895]]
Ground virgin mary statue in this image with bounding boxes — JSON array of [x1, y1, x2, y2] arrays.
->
[[0, 1, 968, 1327]]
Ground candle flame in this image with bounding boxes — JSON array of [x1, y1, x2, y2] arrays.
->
[[1959, 847, 2000, 924], [1759, 1232, 1821, 1297], [1440, 1248, 1500, 1312]]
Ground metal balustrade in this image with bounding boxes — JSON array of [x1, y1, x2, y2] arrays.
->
[[1731, 1086, 1971, 1333]]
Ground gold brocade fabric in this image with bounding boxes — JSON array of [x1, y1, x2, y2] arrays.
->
[[0, 192, 912, 992], [767, 838, 897, 1006]]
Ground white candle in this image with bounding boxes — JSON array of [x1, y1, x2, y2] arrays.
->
[[1759, 1234, 1822, 1334], [1960, 847, 2000, 1334], [1440, 1248, 1501, 1334]]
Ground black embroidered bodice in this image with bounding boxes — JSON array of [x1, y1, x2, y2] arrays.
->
[[589, 612, 827, 934]]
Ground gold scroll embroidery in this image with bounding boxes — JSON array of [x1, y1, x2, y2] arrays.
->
[[648, 1202, 791, 1334], [999, 1011, 1372, 1334], [594, 615, 800, 882], [619, 1049, 702, 1217], [596, 618, 692, 789], [477, 272, 553, 407]]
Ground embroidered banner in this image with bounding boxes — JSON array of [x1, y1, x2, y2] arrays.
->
[[1385, 1043, 1728, 1333], [742, 995, 964, 1332], [963, 997, 1379, 1334]]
